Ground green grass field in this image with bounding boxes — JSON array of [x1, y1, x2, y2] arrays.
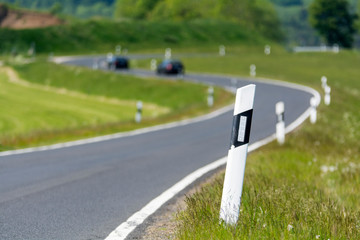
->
[[0, 68, 168, 136], [0, 59, 232, 150], [169, 48, 360, 239]]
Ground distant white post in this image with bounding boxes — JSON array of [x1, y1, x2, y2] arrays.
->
[[219, 45, 226, 56], [324, 85, 331, 105], [165, 48, 172, 59], [135, 101, 143, 123], [321, 76, 327, 90], [207, 86, 214, 107], [250, 64, 256, 77], [333, 44, 339, 53], [310, 97, 318, 124], [150, 59, 157, 71], [321, 44, 327, 52], [115, 45, 121, 55], [107, 53, 114, 69], [264, 45, 271, 55], [220, 84, 256, 225], [276, 101, 285, 145]]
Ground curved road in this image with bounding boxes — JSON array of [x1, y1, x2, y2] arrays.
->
[[0, 55, 314, 239]]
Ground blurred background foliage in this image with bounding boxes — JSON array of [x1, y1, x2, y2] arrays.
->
[[0, 0, 359, 47]]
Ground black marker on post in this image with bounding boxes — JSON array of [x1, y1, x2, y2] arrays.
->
[[220, 84, 256, 225]]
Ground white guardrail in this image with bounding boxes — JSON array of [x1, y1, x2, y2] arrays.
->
[[293, 45, 340, 53]]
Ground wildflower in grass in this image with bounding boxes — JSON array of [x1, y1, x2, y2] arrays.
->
[[320, 165, 337, 174], [287, 224, 293, 231], [316, 235, 320, 239]]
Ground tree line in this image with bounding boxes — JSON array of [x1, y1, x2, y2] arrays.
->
[[114, 0, 284, 41], [0, 0, 358, 47], [0, 0, 284, 41]]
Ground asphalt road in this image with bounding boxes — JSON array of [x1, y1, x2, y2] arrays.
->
[[0, 56, 313, 240]]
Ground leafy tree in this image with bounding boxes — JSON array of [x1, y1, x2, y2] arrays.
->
[[114, 0, 159, 19], [211, 0, 283, 40], [135, 0, 160, 18], [114, 0, 137, 19], [50, 2, 62, 15], [309, 0, 358, 48]]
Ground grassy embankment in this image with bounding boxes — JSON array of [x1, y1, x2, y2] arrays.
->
[[0, 60, 232, 151], [0, 19, 267, 151], [0, 19, 267, 55], [166, 47, 360, 239]]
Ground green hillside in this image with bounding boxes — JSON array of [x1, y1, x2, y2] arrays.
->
[[0, 19, 268, 55], [0, 0, 283, 52]]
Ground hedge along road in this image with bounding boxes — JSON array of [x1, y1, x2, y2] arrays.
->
[[0, 55, 316, 240]]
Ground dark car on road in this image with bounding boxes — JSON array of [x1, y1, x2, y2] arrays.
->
[[107, 56, 129, 70], [156, 60, 184, 75]]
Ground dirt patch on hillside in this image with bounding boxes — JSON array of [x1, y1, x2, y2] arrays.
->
[[0, 4, 63, 29]]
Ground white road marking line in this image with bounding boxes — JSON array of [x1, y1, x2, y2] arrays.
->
[[0, 105, 233, 158]]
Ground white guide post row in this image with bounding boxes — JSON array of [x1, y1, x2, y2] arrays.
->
[[219, 84, 256, 225]]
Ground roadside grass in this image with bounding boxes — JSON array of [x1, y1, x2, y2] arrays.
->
[[171, 48, 360, 239], [0, 60, 233, 150]]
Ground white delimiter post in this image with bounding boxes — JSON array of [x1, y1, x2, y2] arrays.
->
[[250, 64, 256, 77], [207, 86, 214, 107], [310, 97, 318, 124], [276, 101, 285, 145], [150, 59, 157, 71], [115, 45, 121, 55], [324, 85, 331, 105], [264, 45, 271, 55], [135, 101, 143, 123], [220, 84, 256, 225], [165, 48, 171, 59], [321, 76, 327, 90], [219, 45, 226, 56]]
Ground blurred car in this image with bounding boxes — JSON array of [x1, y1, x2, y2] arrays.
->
[[156, 60, 184, 75], [107, 56, 129, 69]]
